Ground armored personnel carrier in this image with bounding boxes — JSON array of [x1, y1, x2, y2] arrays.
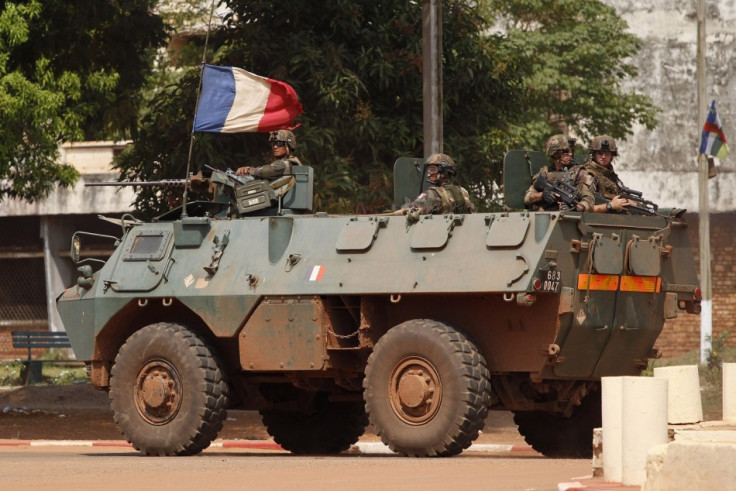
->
[[57, 153, 700, 457]]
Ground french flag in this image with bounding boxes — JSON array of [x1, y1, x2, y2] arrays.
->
[[306, 265, 326, 282], [193, 64, 303, 133]]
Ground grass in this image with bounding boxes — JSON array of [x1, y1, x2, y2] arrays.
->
[[0, 350, 87, 386]]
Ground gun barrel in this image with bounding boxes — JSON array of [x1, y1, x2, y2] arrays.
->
[[85, 180, 188, 187], [621, 186, 643, 197]]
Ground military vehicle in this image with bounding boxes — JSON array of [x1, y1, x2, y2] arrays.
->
[[57, 152, 700, 457]]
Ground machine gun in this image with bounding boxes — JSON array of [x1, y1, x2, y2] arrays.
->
[[85, 167, 269, 217], [86, 166, 302, 218], [86, 178, 190, 188], [594, 187, 659, 216], [204, 164, 251, 186], [533, 171, 581, 210]]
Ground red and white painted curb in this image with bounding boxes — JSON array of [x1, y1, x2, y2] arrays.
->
[[0, 439, 531, 454]]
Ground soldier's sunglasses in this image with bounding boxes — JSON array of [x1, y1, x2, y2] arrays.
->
[[272, 141, 287, 147], [557, 149, 571, 155]]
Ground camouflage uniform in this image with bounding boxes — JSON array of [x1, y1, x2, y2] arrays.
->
[[524, 134, 578, 211], [247, 129, 301, 179], [574, 135, 623, 212], [408, 184, 475, 215], [249, 155, 302, 179], [575, 160, 624, 212]]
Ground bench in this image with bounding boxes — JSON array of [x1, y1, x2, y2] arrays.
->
[[11, 331, 79, 385]]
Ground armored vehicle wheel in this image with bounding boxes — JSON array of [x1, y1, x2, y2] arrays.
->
[[513, 389, 601, 458], [363, 319, 491, 457], [259, 393, 368, 454], [109, 322, 229, 456]]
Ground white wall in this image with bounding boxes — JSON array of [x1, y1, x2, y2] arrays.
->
[[604, 0, 736, 211], [0, 141, 136, 216]]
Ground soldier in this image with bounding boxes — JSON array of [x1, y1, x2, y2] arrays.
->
[[575, 135, 631, 213], [236, 130, 301, 179], [524, 134, 583, 211], [398, 153, 474, 221]]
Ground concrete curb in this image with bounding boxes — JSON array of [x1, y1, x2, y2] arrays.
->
[[0, 438, 532, 454]]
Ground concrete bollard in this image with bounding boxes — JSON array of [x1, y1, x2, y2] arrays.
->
[[724, 363, 736, 423], [653, 365, 703, 424], [602, 377, 623, 483], [602, 376, 669, 486]]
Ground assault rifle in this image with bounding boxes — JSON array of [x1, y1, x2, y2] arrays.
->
[[533, 171, 581, 210], [594, 186, 659, 216]]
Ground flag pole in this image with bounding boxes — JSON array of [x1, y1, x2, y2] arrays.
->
[[181, 0, 218, 218], [696, 0, 712, 364]]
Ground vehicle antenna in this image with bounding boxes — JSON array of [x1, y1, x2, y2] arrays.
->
[[181, 0, 218, 218]]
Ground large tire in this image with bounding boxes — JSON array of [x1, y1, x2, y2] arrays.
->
[[260, 393, 368, 454], [109, 322, 229, 456], [513, 389, 601, 458], [363, 319, 491, 457]]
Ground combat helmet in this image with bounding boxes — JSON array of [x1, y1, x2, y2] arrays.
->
[[545, 134, 570, 157], [425, 153, 456, 180], [589, 135, 618, 156], [269, 130, 296, 151]]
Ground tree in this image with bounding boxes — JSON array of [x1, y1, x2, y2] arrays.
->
[[14, 0, 168, 140], [0, 0, 166, 202], [485, 0, 659, 149], [116, 0, 658, 217], [0, 1, 79, 201], [116, 0, 523, 217]]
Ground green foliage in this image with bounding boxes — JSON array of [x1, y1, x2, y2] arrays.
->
[[0, 1, 167, 202], [116, 0, 523, 216], [13, 0, 168, 140], [116, 0, 657, 216], [706, 330, 731, 372], [486, 0, 659, 150]]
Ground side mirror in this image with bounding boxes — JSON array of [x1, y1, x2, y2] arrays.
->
[[71, 234, 81, 263], [69, 231, 118, 266]]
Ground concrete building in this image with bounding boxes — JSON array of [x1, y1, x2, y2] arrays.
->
[[0, 142, 135, 356]]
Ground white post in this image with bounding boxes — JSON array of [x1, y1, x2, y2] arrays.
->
[[696, 0, 712, 365], [724, 363, 736, 423], [653, 365, 703, 424], [602, 376, 669, 486], [602, 377, 624, 483], [621, 377, 669, 486]]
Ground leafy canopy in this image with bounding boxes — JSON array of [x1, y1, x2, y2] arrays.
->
[[117, 0, 523, 217], [486, 0, 659, 149], [0, 0, 166, 202], [116, 0, 657, 217]]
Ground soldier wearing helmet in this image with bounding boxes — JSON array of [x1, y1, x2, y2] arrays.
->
[[574, 135, 631, 213], [397, 153, 474, 220], [236, 129, 301, 179], [524, 134, 583, 211]]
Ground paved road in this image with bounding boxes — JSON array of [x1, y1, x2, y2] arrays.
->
[[0, 444, 596, 491]]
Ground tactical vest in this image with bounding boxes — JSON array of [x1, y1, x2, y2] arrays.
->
[[433, 184, 472, 213], [583, 161, 621, 197], [532, 166, 578, 211], [281, 156, 302, 175], [272, 157, 302, 196]]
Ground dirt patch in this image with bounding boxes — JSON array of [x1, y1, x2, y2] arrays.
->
[[0, 383, 523, 444], [0, 384, 269, 441]]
